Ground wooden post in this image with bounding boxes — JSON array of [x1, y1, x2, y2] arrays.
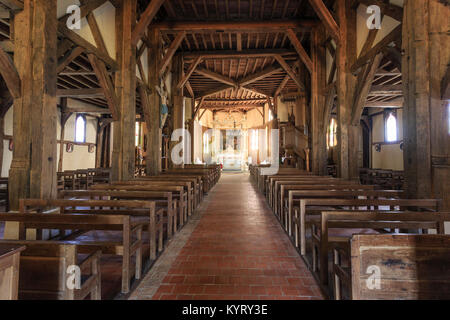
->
[[8, 0, 58, 214], [58, 99, 71, 172], [112, 0, 136, 181], [402, 0, 450, 208], [170, 55, 185, 167], [336, 0, 357, 180], [311, 26, 328, 175], [146, 27, 162, 176]]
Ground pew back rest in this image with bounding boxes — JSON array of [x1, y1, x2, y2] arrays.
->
[[0, 240, 101, 300], [20, 198, 156, 213], [350, 234, 450, 300], [301, 198, 441, 211]]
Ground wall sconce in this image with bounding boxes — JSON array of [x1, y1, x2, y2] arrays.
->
[[66, 143, 74, 153], [374, 143, 382, 152]]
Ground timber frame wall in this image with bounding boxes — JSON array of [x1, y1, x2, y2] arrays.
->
[[0, 0, 447, 210]]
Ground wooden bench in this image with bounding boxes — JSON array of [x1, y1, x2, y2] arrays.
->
[[164, 169, 216, 193], [281, 190, 403, 236], [267, 176, 338, 207], [333, 234, 450, 300], [0, 244, 25, 300], [0, 240, 101, 300], [310, 210, 443, 287], [14, 199, 162, 293], [276, 181, 375, 218], [90, 183, 188, 227], [113, 180, 194, 218], [59, 189, 176, 238], [293, 196, 435, 256], [137, 176, 201, 208], [260, 170, 313, 194]]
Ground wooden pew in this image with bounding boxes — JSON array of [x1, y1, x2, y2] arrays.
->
[[57, 171, 77, 190], [90, 183, 188, 227], [281, 190, 403, 236], [14, 199, 162, 293], [164, 169, 216, 193], [88, 168, 112, 185], [333, 234, 450, 300], [310, 210, 443, 287], [137, 176, 201, 208], [293, 196, 435, 256], [114, 180, 194, 217], [267, 176, 337, 207], [276, 181, 375, 218], [260, 169, 313, 194], [0, 244, 25, 300], [0, 240, 101, 300], [59, 189, 176, 238]]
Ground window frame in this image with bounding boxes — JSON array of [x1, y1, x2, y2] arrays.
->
[[75, 114, 87, 143]]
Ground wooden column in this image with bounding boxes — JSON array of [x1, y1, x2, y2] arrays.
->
[[112, 0, 136, 181], [336, 0, 358, 180], [145, 28, 162, 176], [170, 55, 185, 167], [8, 0, 58, 213], [311, 26, 328, 175], [402, 0, 450, 208], [58, 99, 71, 172]]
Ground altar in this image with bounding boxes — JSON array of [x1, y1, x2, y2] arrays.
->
[[221, 152, 242, 171]]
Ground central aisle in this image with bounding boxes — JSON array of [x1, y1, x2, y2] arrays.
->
[[130, 173, 323, 300]]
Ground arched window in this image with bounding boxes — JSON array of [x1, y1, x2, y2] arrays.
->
[[327, 118, 337, 149], [135, 122, 141, 147], [75, 114, 86, 143], [385, 112, 398, 142]]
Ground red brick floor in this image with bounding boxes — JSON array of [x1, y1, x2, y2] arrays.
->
[[151, 173, 324, 300]]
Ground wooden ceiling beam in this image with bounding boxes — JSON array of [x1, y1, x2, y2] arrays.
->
[[182, 49, 297, 60], [274, 54, 305, 91], [351, 24, 402, 73], [185, 80, 195, 98], [0, 46, 20, 98], [0, 0, 23, 11], [87, 53, 119, 120], [56, 88, 104, 98], [197, 84, 234, 99], [178, 55, 203, 89], [195, 67, 239, 87], [274, 75, 290, 97], [57, 46, 85, 74], [307, 0, 340, 42], [351, 53, 383, 125], [159, 31, 186, 77], [151, 20, 319, 32], [131, 0, 167, 46], [238, 65, 284, 87], [286, 29, 313, 73]]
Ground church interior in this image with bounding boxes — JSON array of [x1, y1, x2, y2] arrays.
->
[[0, 0, 449, 301]]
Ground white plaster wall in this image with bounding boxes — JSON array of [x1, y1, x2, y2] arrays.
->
[[371, 109, 404, 170], [56, 111, 97, 172]]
